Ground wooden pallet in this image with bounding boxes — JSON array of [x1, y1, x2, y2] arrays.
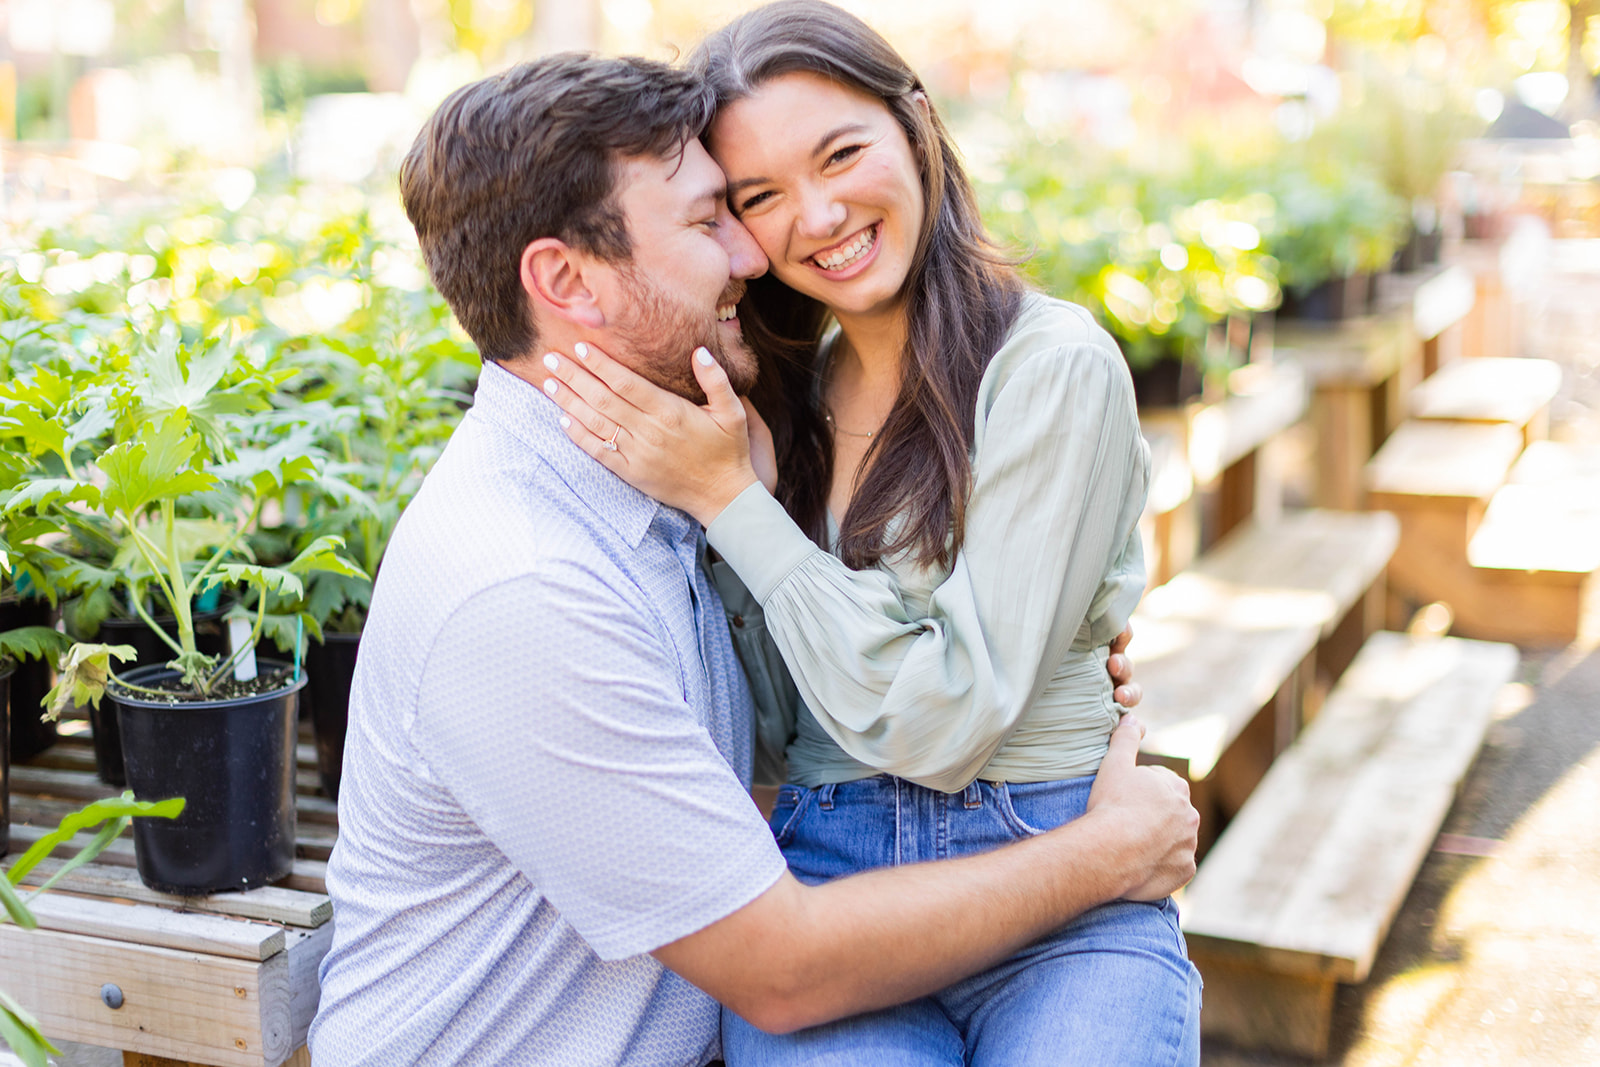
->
[[1407, 356, 1562, 446], [1181, 632, 1521, 1058], [2, 731, 334, 1067]]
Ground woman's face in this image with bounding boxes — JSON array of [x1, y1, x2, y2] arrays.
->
[[707, 71, 926, 326]]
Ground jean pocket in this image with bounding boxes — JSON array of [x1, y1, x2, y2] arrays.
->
[[994, 782, 1048, 838], [768, 784, 811, 848]]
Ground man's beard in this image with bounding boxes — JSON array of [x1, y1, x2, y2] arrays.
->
[[611, 267, 758, 404]]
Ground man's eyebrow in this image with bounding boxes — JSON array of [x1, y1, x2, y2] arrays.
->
[[725, 123, 874, 198]]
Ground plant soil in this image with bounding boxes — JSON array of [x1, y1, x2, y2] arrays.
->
[[111, 667, 296, 704]]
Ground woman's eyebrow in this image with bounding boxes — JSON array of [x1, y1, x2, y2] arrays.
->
[[724, 122, 876, 198], [810, 122, 870, 157]]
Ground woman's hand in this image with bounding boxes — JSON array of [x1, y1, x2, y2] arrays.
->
[[541, 342, 760, 527]]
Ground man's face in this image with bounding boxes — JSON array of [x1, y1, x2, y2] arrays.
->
[[604, 141, 767, 403]]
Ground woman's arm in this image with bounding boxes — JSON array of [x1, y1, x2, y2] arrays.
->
[[542, 326, 1149, 792]]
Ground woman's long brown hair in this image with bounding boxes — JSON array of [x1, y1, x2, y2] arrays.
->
[[689, 0, 1027, 571]]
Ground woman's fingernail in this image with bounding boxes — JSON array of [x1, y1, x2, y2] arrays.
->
[[695, 347, 714, 366], [559, 415, 571, 429], [543, 352, 560, 371], [543, 379, 558, 397], [575, 342, 589, 359]]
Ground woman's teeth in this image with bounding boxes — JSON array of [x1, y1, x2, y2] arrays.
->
[[814, 226, 876, 271]]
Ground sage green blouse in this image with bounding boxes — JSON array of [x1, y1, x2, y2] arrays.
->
[[706, 294, 1151, 793]]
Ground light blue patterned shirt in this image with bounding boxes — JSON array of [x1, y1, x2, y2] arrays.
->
[[310, 360, 787, 1066]]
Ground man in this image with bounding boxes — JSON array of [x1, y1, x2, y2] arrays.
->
[[310, 54, 1197, 1065]]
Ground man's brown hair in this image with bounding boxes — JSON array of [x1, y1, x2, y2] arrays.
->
[[399, 54, 715, 363]]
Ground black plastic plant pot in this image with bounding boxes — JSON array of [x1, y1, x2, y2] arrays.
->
[[1, 662, 12, 861], [112, 660, 305, 896], [1279, 272, 1371, 322], [305, 632, 361, 800], [0, 594, 57, 762], [83, 607, 231, 788]]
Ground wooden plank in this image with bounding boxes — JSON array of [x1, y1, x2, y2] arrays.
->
[[1409, 356, 1561, 429], [1365, 420, 1523, 500], [285, 923, 336, 1056], [8, 764, 340, 823], [17, 857, 331, 928], [1187, 362, 1308, 483], [1182, 632, 1519, 982], [0, 924, 295, 1067], [1469, 484, 1600, 573], [1410, 264, 1476, 341], [18, 893, 286, 961], [8, 822, 330, 895], [1276, 310, 1412, 388], [1189, 953, 1337, 1059], [1182, 510, 1399, 641]]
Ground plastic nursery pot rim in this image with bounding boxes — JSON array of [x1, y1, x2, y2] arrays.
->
[[108, 663, 308, 709]]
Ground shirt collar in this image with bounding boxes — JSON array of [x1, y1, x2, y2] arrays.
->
[[471, 358, 663, 549]]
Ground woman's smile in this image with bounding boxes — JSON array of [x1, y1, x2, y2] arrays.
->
[[807, 222, 882, 276], [709, 71, 925, 329]]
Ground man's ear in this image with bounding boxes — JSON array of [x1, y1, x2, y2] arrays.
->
[[521, 238, 606, 329]]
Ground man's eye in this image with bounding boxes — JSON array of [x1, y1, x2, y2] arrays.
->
[[697, 218, 719, 230]]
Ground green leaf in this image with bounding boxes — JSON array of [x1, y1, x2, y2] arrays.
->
[[1, 477, 101, 516], [259, 609, 322, 656], [287, 534, 368, 580], [6, 792, 186, 888], [0, 871, 37, 929], [0, 988, 59, 1067], [204, 563, 303, 601], [41, 642, 137, 719], [0, 626, 72, 664], [96, 412, 219, 517]]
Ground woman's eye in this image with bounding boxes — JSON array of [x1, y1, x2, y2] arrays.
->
[[826, 144, 863, 167], [738, 190, 773, 213]]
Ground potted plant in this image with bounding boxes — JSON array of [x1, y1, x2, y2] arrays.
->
[[0, 449, 75, 857], [271, 280, 474, 799], [19, 328, 364, 895], [1, 793, 184, 1066], [1262, 159, 1407, 321]]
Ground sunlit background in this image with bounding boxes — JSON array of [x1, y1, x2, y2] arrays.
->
[[2, 0, 1598, 380]]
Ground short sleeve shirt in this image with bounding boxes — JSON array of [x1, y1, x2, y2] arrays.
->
[[309, 360, 787, 1066]]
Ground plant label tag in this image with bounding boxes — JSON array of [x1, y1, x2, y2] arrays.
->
[[229, 616, 258, 682]]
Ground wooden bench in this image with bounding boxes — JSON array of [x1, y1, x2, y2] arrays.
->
[[1276, 311, 1418, 512], [1407, 356, 1562, 447], [1137, 362, 1308, 587], [1179, 631, 1521, 1058], [1133, 509, 1398, 848], [1463, 440, 1600, 644], [1374, 264, 1477, 378], [2, 729, 332, 1067]]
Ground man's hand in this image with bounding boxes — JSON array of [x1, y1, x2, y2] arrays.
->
[[1108, 624, 1140, 708], [1084, 715, 1198, 901]]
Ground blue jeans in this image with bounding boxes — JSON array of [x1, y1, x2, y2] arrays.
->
[[723, 775, 1201, 1066]]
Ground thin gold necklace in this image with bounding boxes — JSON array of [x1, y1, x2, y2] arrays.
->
[[824, 409, 881, 439]]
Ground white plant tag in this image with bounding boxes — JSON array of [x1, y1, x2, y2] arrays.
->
[[229, 615, 258, 682]]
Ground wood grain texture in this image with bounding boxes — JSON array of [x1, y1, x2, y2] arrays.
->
[[1408, 356, 1561, 428], [1365, 420, 1523, 500], [0, 924, 290, 1067], [17, 857, 331, 927], [1181, 632, 1520, 984], [12, 893, 284, 961], [1132, 510, 1397, 777]]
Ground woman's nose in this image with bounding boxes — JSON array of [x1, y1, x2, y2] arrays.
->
[[796, 185, 847, 241]]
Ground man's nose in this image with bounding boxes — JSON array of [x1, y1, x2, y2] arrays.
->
[[719, 211, 768, 280]]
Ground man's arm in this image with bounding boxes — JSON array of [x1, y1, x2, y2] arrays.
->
[[653, 715, 1196, 1034]]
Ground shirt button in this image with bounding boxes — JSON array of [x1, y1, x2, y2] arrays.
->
[[732, 615, 745, 628]]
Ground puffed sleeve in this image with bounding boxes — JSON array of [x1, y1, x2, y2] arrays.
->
[[705, 319, 1149, 793]]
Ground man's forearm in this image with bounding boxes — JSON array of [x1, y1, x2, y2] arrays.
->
[[660, 808, 1137, 1034]]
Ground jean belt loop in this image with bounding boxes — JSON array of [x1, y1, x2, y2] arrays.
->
[[818, 782, 837, 811], [962, 780, 983, 810]]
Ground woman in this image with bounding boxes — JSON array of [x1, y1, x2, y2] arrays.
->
[[544, 2, 1201, 1063]]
